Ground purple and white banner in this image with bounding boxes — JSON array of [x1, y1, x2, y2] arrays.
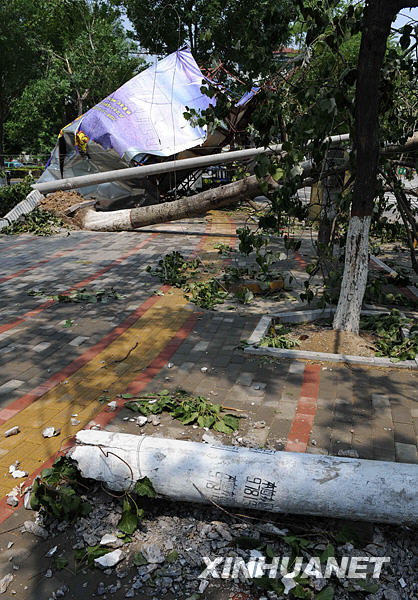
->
[[78, 48, 214, 158]]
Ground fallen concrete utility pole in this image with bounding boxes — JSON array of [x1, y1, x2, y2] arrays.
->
[[71, 430, 418, 524], [33, 134, 350, 195]]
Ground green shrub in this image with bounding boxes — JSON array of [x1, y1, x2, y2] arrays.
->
[[0, 176, 34, 217]]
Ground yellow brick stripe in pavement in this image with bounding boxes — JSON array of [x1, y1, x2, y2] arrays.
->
[[0, 212, 234, 499]]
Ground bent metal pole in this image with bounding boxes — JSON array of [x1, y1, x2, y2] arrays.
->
[[32, 134, 350, 195], [71, 430, 418, 524]]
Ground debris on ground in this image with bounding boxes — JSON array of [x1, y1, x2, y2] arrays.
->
[[39, 190, 86, 229], [124, 389, 243, 433], [0, 573, 13, 594], [7, 478, 416, 600], [42, 426, 61, 438], [4, 426, 19, 438], [9, 462, 28, 479], [28, 287, 124, 304]]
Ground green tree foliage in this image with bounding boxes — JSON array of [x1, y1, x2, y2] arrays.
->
[[3, 0, 144, 157], [0, 0, 42, 163], [120, 0, 297, 76]]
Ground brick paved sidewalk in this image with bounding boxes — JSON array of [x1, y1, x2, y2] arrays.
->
[[0, 211, 416, 517]]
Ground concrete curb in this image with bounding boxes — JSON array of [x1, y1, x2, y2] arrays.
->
[[245, 309, 417, 369], [0, 190, 44, 231]]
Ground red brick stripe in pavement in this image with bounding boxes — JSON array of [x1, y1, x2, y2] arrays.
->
[[0, 216, 234, 522], [0, 237, 94, 283], [0, 233, 158, 335], [0, 283, 170, 426], [0, 236, 37, 253], [285, 364, 321, 453], [0, 309, 199, 523]]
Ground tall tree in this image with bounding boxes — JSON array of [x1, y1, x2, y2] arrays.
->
[[120, 0, 296, 76], [0, 0, 42, 165], [333, 0, 418, 332], [4, 0, 144, 157]]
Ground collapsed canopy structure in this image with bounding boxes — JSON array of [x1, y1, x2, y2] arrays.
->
[[38, 48, 257, 208], [38, 48, 216, 206]]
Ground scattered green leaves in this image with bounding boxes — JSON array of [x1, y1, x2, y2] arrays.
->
[[117, 476, 157, 534], [260, 323, 301, 349], [74, 544, 112, 568], [30, 456, 92, 521], [146, 251, 199, 287], [28, 287, 124, 304], [52, 556, 69, 571], [118, 496, 143, 534], [133, 551, 148, 566], [184, 278, 228, 309], [2, 207, 64, 236], [214, 243, 235, 255], [125, 389, 241, 433], [360, 309, 417, 361]]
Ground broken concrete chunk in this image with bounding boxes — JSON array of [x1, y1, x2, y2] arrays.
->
[[23, 491, 31, 510], [42, 426, 61, 438], [141, 544, 164, 564], [202, 432, 219, 445], [24, 520, 48, 539], [4, 426, 19, 438], [337, 449, 359, 458], [0, 573, 13, 594], [107, 400, 118, 411], [148, 415, 160, 426], [55, 584, 69, 598], [99, 534, 122, 548], [94, 549, 124, 568], [136, 416, 148, 427], [198, 580, 209, 594], [6, 495, 18, 507], [9, 463, 28, 479], [45, 546, 58, 557], [282, 575, 297, 595]]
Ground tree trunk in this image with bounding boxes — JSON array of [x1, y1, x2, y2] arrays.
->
[[0, 120, 4, 168], [334, 0, 400, 333], [79, 175, 266, 231], [333, 215, 371, 332], [317, 147, 345, 248]]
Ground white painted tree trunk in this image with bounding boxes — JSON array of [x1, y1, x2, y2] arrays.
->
[[333, 215, 371, 333]]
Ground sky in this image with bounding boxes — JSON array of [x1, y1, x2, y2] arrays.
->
[[394, 7, 418, 28]]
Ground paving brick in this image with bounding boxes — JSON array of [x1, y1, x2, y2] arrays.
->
[[390, 404, 412, 424], [0, 380, 24, 394], [192, 341, 210, 352], [352, 439, 374, 459], [373, 447, 396, 462], [69, 336, 89, 347], [372, 394, 390, 410], [395, 442, 418, 463], [394, 422, 416, 445], [235, 372, 253, 386], [32, 341, 52, 353], [288, 362, 305, 374]]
